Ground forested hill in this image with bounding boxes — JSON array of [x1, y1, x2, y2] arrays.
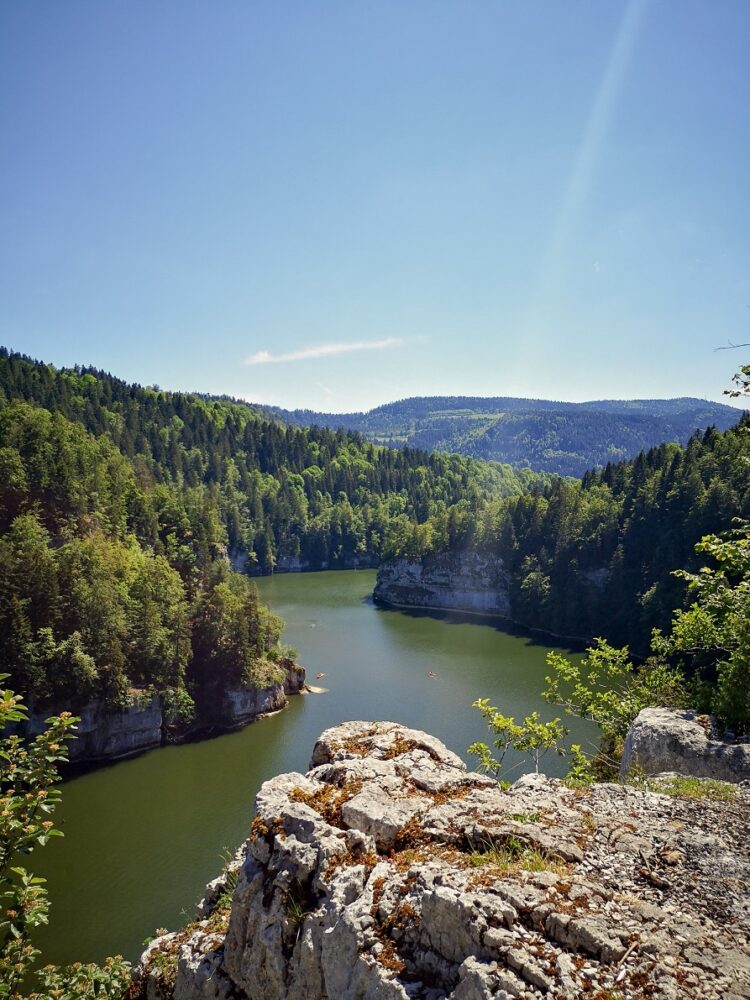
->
[[265, 395, 743, 477], [0, 349, 525, 574], [0, 349, 530, 717], [389, 415, 750, 655]]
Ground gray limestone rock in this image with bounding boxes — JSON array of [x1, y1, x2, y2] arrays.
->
[[174, 932, 239, 1000], [221, 684, 288, 728], [138, 721, 750, 1000], [374, 553, 511, 618], [15, 660, 304, 765], [620, 707, 750, 783], [19, 693, 163, 764]]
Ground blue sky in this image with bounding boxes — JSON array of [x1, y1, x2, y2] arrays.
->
[[1, 1, 748, 411]]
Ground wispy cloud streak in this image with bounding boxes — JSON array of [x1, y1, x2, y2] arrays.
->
[[244, 337, 405, 365]]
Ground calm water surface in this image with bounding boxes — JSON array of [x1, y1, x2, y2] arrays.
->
[[35, 570, 592, 966]]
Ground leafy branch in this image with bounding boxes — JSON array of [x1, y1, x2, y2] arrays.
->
[[0, 674, 130, 998], [469, 700, 568, 778]]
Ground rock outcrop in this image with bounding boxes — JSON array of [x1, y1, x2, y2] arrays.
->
[[221, 661, 306, 729], [19, 661, 305, 766], [283, 660, 307, 696], [217, 685, 289, 730], [374, 553, 511, 618], [139, 721, 750, 1000], [21, 692, 164, 764], [273, 554, 377, 573], [620, 706, 750, 783]]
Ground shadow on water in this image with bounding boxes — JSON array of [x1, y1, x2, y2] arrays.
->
[[367, 596, 589, 654]]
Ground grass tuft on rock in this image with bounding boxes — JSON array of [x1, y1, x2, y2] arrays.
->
[[649, 774, 737, 801], [467, 835, 569, 875]]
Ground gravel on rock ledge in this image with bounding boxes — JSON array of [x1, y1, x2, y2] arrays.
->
[[136, 721, 750, 1000]]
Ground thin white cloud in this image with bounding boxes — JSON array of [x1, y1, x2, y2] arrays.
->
[[244, 337, 405, 365]]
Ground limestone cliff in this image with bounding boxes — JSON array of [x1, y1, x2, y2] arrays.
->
[[20, 692, 164, 764], [137, 721, 750, 1000], [20, 660, 305, 766], [207, 660, 307, 730], [274, 554, 377, 574], [374, 553, 511, 618], [243, 553, 378, 575]]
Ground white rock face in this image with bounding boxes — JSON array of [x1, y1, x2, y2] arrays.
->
[[620, 707, 750, 783], [222, 685, 288, 727], [274, 554, 312, 573], [173, 931, 238, 1000], [21, 693, 163, 763], [272, 553, 377, 573], [374, 553, 511, 617], [283, 661, 306, 696], [19, 661, 305, 765], [222, 660, 306, 727], [144, 721, 750, 1000]]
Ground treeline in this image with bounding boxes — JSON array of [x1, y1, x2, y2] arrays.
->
[[408, 408, 742, 478], [0, 349, 527, 715], [269, 394, 741, 477], [0, 350, 526, 574], [0, 400, 289, 724], [391, 418, 750, 653], [6, 347, 742, 706]]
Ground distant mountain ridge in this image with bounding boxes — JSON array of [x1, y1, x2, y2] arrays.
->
[[261, 395, 744, 477]]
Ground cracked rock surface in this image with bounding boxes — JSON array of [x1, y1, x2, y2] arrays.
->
[[620, 707, 750, 784], [139, 721, 750, 999]]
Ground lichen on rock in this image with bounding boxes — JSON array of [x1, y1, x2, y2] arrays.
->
[[137, 721, 750, 999]]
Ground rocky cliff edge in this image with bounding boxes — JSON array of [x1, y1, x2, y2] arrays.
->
[[19, 660, 305, 766], [137, 721, 750, 1000], [373, 554, 511, 618]]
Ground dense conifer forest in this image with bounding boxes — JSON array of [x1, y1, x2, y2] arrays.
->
[[2, 348, 747, 715], [391, 416, 750, 654], [0, 349, 525, 714], [267, 394, 741, 477], [0, 398, 290, 724], [0, 351, 525, 571]]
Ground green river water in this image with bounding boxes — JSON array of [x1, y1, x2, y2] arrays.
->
[[34, 570, 593, 967]]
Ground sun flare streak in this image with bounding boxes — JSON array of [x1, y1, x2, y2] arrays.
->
[[533, 0, 649, 308]]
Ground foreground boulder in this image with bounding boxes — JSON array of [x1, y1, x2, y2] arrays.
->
[[139, 721, 750, 999], [620, 707, 750, 783]]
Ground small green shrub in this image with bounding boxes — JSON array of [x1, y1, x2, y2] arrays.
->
[[161, 684, 196, 733], [248, 657, 285, 689], [545, 640, 689, 748], [509, 812, 540, 824], [469, 701, 567, 778], [31, 957, 132, 999], [562, 743, 595, 788], [0, 674, 132, 998], [282, 881, 313, 927]]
